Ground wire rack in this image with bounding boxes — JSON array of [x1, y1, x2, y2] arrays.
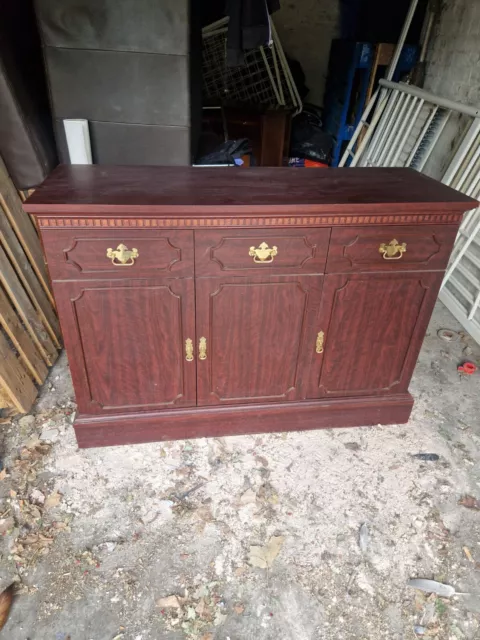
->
[[202, 17, 302, 113]]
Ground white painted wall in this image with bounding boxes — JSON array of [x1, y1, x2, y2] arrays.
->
[[273, 0, 341, 107]]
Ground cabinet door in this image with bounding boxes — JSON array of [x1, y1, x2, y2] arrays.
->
[[53, 278, 196, 414], [308, 272, 443, 398], [196, 275, 323, 406]]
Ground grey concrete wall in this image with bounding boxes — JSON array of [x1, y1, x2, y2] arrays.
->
[[36, 0, 193, 165], [273, 0, 341, 107], [421, 0, 480, 179], [424, 0, 480, 105]]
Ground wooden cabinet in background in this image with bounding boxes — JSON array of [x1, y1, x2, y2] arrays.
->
[[25, 165, 477, 448], [200, 108, 291, 167]]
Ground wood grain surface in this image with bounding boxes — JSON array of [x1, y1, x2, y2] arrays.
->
[[327, 225, 458, 273], [37, 213, 466, 228], [24, 165, 477, 215], [0, 244, 58, 366], [28, 165, 473, 447], [52, 278, 196, 413], [195, 275, 323, 405], [308, 272, 444, 398], [195, 228, 330, 276], [0, 330, 37, 413], [43, 229, 194, 280], [0, 287, 48, 384], [74, 394, 414, 448]]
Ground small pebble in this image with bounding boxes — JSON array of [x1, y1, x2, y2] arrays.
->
[[18, 415, 35, 429], [344, 442, 360, 451], [41, 428, 60, 442]]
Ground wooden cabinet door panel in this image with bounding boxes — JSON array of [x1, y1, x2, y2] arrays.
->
[[196, 275, 323, 406], [53, 278, 196, 414], [308, 272, 443, 398]]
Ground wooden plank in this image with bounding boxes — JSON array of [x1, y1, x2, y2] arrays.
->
[[358, 46, 382, 148], [360, 43, 396, 147], [260, 111, 289, 167], [365, 45, 382, 108], [0, 244, 57, 366], [0, 208, 61, 347], [0, 156, 54, 305], [0, 386, 13, 409], [25, 191, 38, 231], [377, 43, 395, 67], [0, 286, 48, 384], [0, 329, 37, 413]]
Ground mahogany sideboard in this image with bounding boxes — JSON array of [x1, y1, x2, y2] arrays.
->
[[24, 166, 477, 448]]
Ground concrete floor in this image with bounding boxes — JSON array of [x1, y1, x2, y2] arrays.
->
[[0, 301, 479, 640]]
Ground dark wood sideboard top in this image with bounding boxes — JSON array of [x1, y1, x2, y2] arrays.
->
[[25, 166, 477, 217]]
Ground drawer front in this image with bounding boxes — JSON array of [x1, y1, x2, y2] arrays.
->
[[195, 228, 331, 276], [41, 229, 194, 280], [326, 225, 458, 273]]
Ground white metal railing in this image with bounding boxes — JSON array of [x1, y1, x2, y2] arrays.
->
[[340, 79, 480, 343], [340, 80, 480, 170], [439, 119, 480, 344]]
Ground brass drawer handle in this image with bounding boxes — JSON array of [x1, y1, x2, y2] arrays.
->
[[249, 242, 278, 263], [106, 243, 139, 266], [185, 338, 194, 362], [379, 239, 407, 260], [199, 337, 207, 360], [316, 331, 325, 354]]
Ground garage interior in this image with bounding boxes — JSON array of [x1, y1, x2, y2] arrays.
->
[[0, 0, 480, 638]]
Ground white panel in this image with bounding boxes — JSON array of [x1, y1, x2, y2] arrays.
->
[[63, 119, 93, 165]]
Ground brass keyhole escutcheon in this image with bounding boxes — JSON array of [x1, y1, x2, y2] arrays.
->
[[248, 242, 278, 263], [106, 243, 139, 266], [185, 338, 194, 362], [379, 239, 407, 260], [316, 331, 325, 354], [199, 337, 207, 360]]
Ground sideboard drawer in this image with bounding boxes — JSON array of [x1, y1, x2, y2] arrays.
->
[[326, 225, 458, 273], [42, 229, 194, 280], [195, 228, 331, 276]]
